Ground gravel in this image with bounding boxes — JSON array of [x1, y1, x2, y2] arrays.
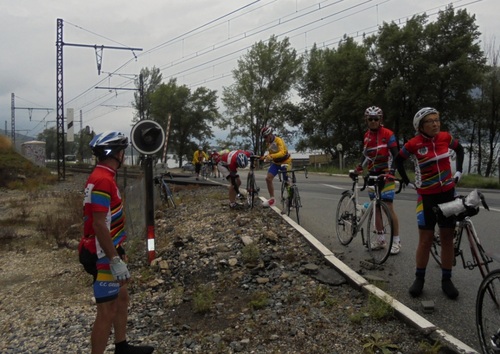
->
[[0, 174, 442, 353]]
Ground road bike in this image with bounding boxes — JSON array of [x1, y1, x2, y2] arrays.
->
[[277, 165, 308, 224], [201, 161, 212, 180], [476, 252, 500, 354], [154, 172, 176, 208], [246, 155, 261, 208], [429, 190, 497, 353], [430, 190, 491, 277], [335, 171, 402, 265]]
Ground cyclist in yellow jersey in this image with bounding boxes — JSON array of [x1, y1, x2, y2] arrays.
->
[[261, 126, 292, 207], [192, 146, 209, 181]]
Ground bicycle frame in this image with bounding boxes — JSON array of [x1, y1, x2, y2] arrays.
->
[[431, 191, 492, 277], [277, 165, 307, 224]]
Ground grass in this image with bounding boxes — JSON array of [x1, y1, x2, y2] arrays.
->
[[192, 284, 215, 314], [307, 165, 500, 189]]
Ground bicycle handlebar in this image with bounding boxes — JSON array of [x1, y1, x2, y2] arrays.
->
[[349, 171, 403, 194]]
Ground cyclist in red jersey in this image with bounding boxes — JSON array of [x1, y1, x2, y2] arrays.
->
[[209, 149, 221, 178], [218, 149, 252, 209], [395, 108, 464, 299], [78, 131, 154, 354], [354, 106, 401, 255]]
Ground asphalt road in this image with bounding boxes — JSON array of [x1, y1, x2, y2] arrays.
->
[[242, 170, 500, 352]]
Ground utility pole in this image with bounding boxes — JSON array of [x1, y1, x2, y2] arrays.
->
[[56, 18, 142, 180], [11, 93, 52, 147]]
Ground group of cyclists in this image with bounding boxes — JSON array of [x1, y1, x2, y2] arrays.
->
[[77, 103, 464, 353]]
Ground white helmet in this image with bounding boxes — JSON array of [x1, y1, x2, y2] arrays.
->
[[364, 106, 383, 118], [413, 107, 439, 131]]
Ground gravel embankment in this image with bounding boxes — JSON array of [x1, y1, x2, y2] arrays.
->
[[0, 175, 440, 353]]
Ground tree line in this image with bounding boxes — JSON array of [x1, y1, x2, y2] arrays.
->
[[40, 6, 500, 175]]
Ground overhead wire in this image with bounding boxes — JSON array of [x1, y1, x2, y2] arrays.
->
[[22, 0, 487, 136]]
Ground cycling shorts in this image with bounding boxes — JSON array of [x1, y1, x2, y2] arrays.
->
[[416, 189, 456, 230], [79, 243, 125, 303], [267, 163, 289, 181], [218, 165, 240, 180], [368, 179, 396, 202]]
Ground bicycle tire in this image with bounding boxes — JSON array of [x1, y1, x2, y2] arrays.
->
[[431, 223, 460, 267], [366, 201, 393, 265], [335, 191, 356, 246], [476, 269, 500, 353], [292, 185, 301, 224], [246, 172, 256, 208], [280, 181, 287, 212], [162, 182, 176, 208]]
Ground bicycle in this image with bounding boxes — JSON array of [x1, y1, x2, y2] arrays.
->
[[246, 155, 261, 208], [430, 190, 492, 277], [201, 161, 212, 180], [277, 165, 308, 224], [154, 172, 176, 208], [335, 171, 402, 265], [476, 252, 500, 354]]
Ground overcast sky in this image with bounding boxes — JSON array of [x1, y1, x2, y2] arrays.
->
[[1, 0, 498, 143]]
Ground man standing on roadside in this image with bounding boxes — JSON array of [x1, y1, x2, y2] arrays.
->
[[78, 131, 154, 354], [192, 146, 209, 180]]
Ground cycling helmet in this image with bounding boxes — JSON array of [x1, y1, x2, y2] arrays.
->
[[261, 126, 273, 137], [236, 152, 248, 168], [89, 131, 129, 158], [198, 145, 203, 150], [364, 106, 383, 118], [413, 107, 439, 131]]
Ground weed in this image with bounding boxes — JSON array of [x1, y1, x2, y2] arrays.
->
[[362, 333, 399, 353], [366, 293, 394, 320], [192, 284, 215, 314], [418, 339, 442, 353], [248, 291, 269, 310], [241, 243, 260, 265]]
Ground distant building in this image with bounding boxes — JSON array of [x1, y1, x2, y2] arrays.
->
[[21, 140, 46, 167]]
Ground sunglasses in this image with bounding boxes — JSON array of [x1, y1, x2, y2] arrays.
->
[[367, 117, 380, 122]]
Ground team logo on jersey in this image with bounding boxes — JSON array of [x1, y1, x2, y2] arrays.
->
[[417, 147, 428, 156]]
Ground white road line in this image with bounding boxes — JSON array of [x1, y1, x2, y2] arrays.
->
[[322, 184, 344, 190]]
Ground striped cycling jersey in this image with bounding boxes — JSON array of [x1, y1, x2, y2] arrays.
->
[[362, 126, 397, 173], [83, 164, 126, 258], [220, 150, 252, 172], [399, 131, 459, 195]]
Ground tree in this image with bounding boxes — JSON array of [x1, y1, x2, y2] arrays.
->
[[221, 35, 302, 155], [133, 66, 163, 122], [149, 79, 218, 167], [295, 39, 371, 163]]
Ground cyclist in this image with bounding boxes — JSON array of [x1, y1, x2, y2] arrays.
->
[[395, 107, 464, 299], [261, 126, 292, 207], [354, 106, 402, 255], [209, 149, 221, 178], [218, 149, 251, 209], [192, 145, 209, 180], [78, 131, 154, 354]]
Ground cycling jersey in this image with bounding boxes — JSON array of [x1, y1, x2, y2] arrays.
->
[[220, 149, 251, 172], [265, 136, 291, 165], [362, 126, 397, 173], [210, 152, 220, 164], [81, 164, 126, 259], [192, 150, 208, 164], [398, 131, 459, 195]]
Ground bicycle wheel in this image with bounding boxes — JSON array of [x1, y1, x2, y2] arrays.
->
[[246, 173, 256, 208], [165, 185, 176, 208], [292, 186, 301, 224], [431, 223, 459, 267], [335, 191, 356, 245], [366, 201, 393, 264], [476, 269, 500, 353], [280, 181, 287, 212]]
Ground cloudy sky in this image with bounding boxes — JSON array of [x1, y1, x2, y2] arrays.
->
[[1, 0, 497, 142]]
